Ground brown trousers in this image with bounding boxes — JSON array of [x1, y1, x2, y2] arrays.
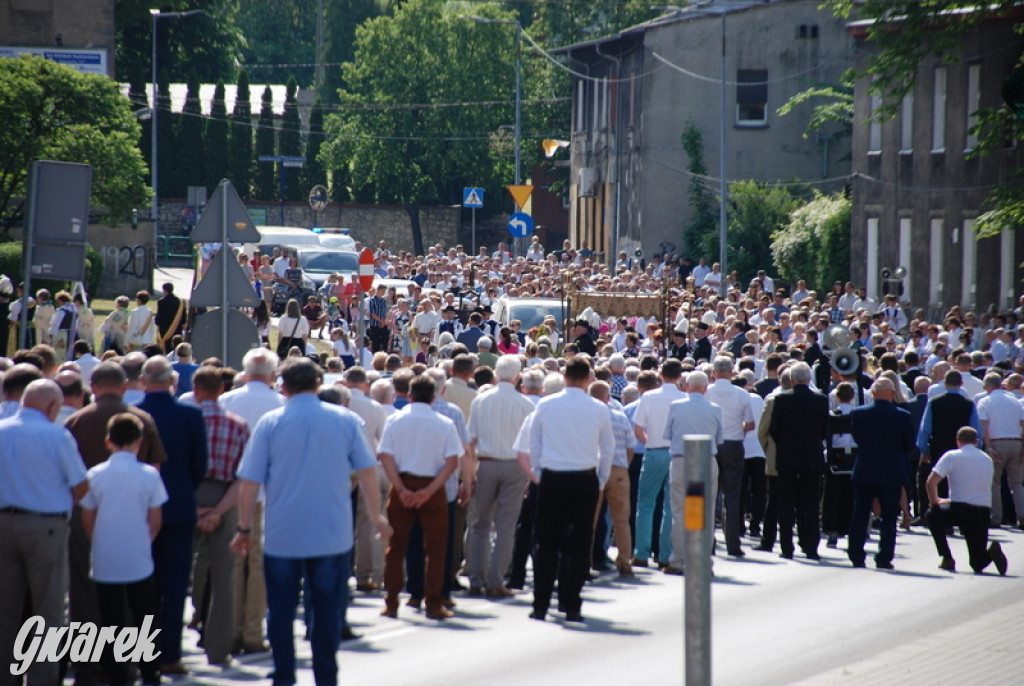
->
[[384, 474, 448, 614]]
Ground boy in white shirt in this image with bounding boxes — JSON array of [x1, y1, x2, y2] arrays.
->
[[81, 413, 168, 686]]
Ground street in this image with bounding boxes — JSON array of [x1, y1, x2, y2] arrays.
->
[[163, 524, 1023, 686]]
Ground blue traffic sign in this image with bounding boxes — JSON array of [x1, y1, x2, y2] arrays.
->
[[463, 187, 484, 208], [507, 212, 534, 238]]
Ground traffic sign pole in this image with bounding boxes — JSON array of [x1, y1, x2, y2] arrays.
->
[[221, 178, 229, 364], [472, 207, 476, 256]]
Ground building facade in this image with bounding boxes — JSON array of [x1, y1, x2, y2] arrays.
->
[[848, 12, 1024, 313], [558, 0, 852, 268], [1, 0, 115, 77]]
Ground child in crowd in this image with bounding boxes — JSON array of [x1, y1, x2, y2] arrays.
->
[[331, 327, 356, 369], [80, 413, 168, 686]]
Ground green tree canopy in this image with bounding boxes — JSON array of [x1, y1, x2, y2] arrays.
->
[[205, 81, 230, 190], [280, 76, 304, 201], [0, 55, 149, 231], [727, 181, 801, 284], [772, 191, 851, 294], [254, 86, 278, 201], [228, 69, 254, 198]]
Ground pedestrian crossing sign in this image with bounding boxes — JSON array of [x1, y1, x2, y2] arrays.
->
[[463, 187, 484, 208]]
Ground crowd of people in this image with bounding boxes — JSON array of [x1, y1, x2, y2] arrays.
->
[[2, 241, 1024, 686]]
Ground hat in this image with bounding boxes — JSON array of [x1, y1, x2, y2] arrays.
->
[[697, 322, 710, 331], [574, 319, 590, 328], [443, 305, 456, 312], [329, 297, 339, 303]]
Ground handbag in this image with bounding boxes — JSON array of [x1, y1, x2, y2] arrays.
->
[[276, 316, 303, 360]]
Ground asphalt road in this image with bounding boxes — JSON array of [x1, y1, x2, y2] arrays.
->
[[153, 523, 1023, 686]]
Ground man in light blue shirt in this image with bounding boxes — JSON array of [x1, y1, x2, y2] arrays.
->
[[663, 371, 723, 575], [232, 358, 389, 686], [0, 380, 88, 686]]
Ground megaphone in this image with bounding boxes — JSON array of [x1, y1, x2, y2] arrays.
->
[[832, 348, 860, 376], [822, 324, 852, 352], [880, 267, 893, 280], [893, 265, 907, 280]]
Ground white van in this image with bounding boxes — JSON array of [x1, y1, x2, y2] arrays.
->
[[247, 226, 323, 255]]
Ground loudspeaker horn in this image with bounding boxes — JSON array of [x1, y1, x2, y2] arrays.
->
[[893, 265, 907, 279], [880, 267, 893, 280], [832, 348, 860, 376], [822, 324, 852, 351]]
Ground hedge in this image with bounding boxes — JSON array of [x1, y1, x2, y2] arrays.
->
[[0, 242, 104, 299]]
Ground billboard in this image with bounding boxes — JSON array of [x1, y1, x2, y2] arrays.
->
[[0, 46, 108, 75]]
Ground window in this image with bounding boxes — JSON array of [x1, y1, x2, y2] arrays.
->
[[965, 64, 980, 151], [929, 219, 943, 305], [932, 67, 946, 152], [869, 92, 882, 153], [736, 69, 768, 126], [900, 94, 913, 153]]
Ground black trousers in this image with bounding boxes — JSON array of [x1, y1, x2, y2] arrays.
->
[[95, 575, 160, 686], [776, 470, 822, 556], [927, 502, 993, 572], [508, 482, 538, 588], [848, 484, 901, 565], [741, 457, 767, 530], [533, 469, 599, 616], [759, 475, 780, 548], [368, 326, 390, 353], [821, 471, 853, 537], [716, 440, 746, 553]]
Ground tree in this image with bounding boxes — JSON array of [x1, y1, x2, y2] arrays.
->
[[322, 0, 525, 253], [680, 120, 718, 260], [174, 71, 205, 198], [228, 69, 254, 198], [777, 77, 854, 143], [301, 99, 328, 196], [727, 181, 801, 283], [115, 0, 245, 86], [0, 55, 149, 231], [321, 0, 385, 101], [254, 86, 278, 201], [772, 191, 851, 294], [279, 76, 304, 201], [205, 81, 230, 190], [236, 0, 317, 86], [823, 1, 1024, 237]]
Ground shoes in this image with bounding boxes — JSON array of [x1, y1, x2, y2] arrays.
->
[[405, 596, 422, 609], [355, 581, 380, 592], [910, 516, 925, 526], [748, 524, 761, 538], [442, 597, 457, 609], [657, 561, 670, 570], [850, 559, 866, 568], [507, 581, 524, 590], [617, 565, 635, 578], [630, 557, 649, 568], [467, 585, 485, 597], [564, 612, 585, 623], [528, 609, 546, 621], [425, 607, 454, 621], [989, 541, 1008, 576], [340, 627, 362, 642], [753, 543, 773, 552], [1017, 519, 1024, 531], [486, 587, 516, 598], [804, 551, 821, 561], [900, 515, 911, 530], [826, 536, 838, 549], [779, 551, 794, 560], [939, 555, 956, 572], [874, 559, 894, 570], [380, 607, 398, 619], [159, 663, 188, 676], [241, 641, 269, 654], [988, 521, 1002, 529], [726, 549, 745, 558], [663, 566, 684, 576], [208, 657, 233, 668]]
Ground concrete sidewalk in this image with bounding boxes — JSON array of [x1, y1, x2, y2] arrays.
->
[[791, 597, 1023, 685]]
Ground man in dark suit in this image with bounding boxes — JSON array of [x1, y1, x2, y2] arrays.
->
[[155, 282, 185, 352], [904, 377, 932, 522], [769, 361, 829, 560], [727, 322, 747, 358], [456, 312, 485, 352], [847, 379, 915, 568], [138, 356, 208, 676], [692, 322, 713, 363]]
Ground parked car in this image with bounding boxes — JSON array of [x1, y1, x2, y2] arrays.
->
[[492, 296, 567, 338]]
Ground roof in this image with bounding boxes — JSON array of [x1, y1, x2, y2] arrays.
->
[[551, 0, 781, 55]]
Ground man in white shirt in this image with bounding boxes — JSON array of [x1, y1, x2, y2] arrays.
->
[[272, 248, 291, 280], [527, 357, 614, 622], [464, 355, 535, 597], [378, 375, 463, 620], [926, 427, 1007, 575], [976, 373, 1024, 528], [342, 366, 390, 593], [705, 356, 755, 556], [691, 258, 710, 287], [631, 359, 688, 568], [217, 348, 284, 654]]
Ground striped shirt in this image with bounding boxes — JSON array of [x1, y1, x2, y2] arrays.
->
[[367, 295, 390, 327]]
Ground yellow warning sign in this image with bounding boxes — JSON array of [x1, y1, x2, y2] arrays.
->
[[685, 495, 705, 531], [507, 185, 534, 209]]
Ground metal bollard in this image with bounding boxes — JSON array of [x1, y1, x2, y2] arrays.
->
[[683, 434, 712, 686]]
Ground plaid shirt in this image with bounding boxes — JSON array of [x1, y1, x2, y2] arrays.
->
[[199, 399, 249, 482]]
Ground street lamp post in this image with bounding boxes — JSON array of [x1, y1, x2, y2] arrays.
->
[[462, 15, 523, 252], [150, 8, 204, 236]]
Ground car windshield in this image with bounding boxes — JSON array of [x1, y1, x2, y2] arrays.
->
[[299, 251, 358, 273], [510, 302, 565, 331]]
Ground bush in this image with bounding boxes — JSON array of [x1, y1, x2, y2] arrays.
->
[[771, 192, 850, 294], [0, 242, 104, 298]]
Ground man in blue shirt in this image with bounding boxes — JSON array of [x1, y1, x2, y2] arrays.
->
[[0, 379, 88, 686], [232, 358, 389, 686]]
